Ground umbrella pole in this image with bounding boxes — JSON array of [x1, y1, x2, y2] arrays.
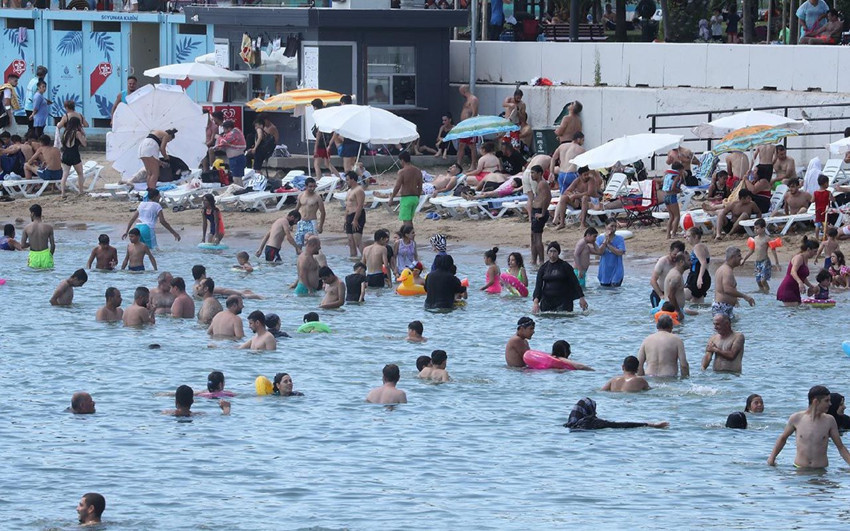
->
[[304, 114, 311, 178]]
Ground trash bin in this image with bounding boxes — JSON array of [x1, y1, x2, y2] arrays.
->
[[533, 128, 559, 155]]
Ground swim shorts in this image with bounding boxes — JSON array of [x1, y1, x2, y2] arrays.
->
[[825, 257, 832, 269], [574, 268, 586, 288], [398, 195, 419, 222], [558, 172, 578, 194], [711, 301, 734, 319], [264, 245, 282, 262], [664, 193, 678, 205], [345, 210, 366, 234], [38, 168, 62, 181], [367, 272, 386, 288], [754, 259, 771, 282], [314, 147, 329, 159], [294, 219, 317, 247], [650, 290, 662, 308], [530, 208, 549, 234], [340, 141, 360, 158], [229, 154, 247, 178], [27, 248, 54, 269], [294, 282, 311, 296], [128, 265, 145, 272]]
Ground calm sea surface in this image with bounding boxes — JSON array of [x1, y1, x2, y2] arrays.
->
[[3, 224, 850, 530]]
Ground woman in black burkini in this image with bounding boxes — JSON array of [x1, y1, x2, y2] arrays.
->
[[424, 254, 466, 310], [564, 397, 668, 431], [828, 393, 850, 430], [532, 241, 588, 313]]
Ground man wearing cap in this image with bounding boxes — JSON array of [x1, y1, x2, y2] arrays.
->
[[505, 316, 536, 367]]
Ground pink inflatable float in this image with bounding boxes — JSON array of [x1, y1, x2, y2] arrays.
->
[[500, 272, 528, 297], [522, 350, 577, 370]]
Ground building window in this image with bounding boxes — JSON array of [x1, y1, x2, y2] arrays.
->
[[367, 46, 416, 107]]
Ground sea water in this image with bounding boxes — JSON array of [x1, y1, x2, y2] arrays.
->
[[2, 226, 850, 529]]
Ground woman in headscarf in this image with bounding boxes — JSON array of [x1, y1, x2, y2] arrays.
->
[[532, 241, 587, 313], [424, 254, 466, 310], [827, 393, 850, 431], [564, 397, 668, 430]]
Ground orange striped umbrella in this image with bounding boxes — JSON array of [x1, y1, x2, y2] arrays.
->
[[247, 88, 342, 112]]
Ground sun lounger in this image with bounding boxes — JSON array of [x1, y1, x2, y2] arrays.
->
[[1, 177, 50, 198], [67, 161, 103, 193]]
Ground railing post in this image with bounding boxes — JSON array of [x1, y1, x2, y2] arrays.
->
[[651, 115, 657, 170]]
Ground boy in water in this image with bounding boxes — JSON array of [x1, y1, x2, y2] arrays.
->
[[422, 350, 451, 382], [601, 355, 650, 392], [407, 320, 427, 343], [0, 223, 22, 251], [768, 385, 850, 469], [345, 261, 367, 303], [121, 227, 157, 271], [234, 251, 254, 273], [362, 229, 391, 288], [815, 227, 840, 269], [86, 234, 118, 270], [319, 266, 345, 309], [573, 227, 599, 288], [50, 268, 88, 306], [741, 218, 780, 293]]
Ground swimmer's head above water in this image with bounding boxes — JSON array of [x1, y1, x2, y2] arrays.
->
[[303, 312, 319, 323], [207, 371, 224, 392]]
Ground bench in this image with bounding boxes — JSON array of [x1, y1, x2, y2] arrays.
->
[[543, 23, 608, 42]]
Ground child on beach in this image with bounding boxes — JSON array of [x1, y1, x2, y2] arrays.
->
[[828, 250, 849, 288], [506, 252, 528, 288], [573, 227, 599, 288], [812, 269, 832, 300], [480, 247, 502, 293], [741, 218, 780, 293], [815, 227, 840, 268], [121, 227, 157, 272], [201, 194, 225, 245], [813, 174, 834, 240], [234, 251, 254, 273], [86, 233, 118, 270]]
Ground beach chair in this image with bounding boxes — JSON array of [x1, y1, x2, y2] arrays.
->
[[622, 179, 659, 227], [739, 185, 788, 235], [66, 161, 103, 193], [758, 202, 816, 235], [821, 158, 847, 186], [1, 177, 50, 198], [652, 187, 698, 222]]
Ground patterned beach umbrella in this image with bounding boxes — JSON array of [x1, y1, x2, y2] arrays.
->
[[692, 109, 809, 139], [442, 115, 519, 141], [248, 88, 342, 112], [711, 125, 799, 155]]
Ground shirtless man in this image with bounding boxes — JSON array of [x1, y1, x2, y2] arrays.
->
[[207, 295, 244, 338], [505, 316, 535, 368], [712, 246, 755, 319], [554, 100, 582, 143], [714, 189, 761, 239], [768, 385, 850, 469], [319, 266, 345, 309], [772, 145, 796, 185], [457, 85, 479, 167], [50, 268, 88, 306], [21, 204, 55, 270], [294, 236, 321, 295], [407, 320, 427, 342], [637, 315, 689, 377], [196, 278, 223, 325], [23, 134, 61, 181], [95, 287, 123, 322], [663, 252, 697, 322], [121, 227, 156, 272], [701, 314, 745, 372], [554, 166, 601, 230], [602, 355, 650, 392], [666, 146, 696, 178], [780, 178, 811, 215], [150, 272, 175, 315], [549, 132, 585, 197], [388, 152, 423, 229], [528, 165, 550, 266], [725, 151, 750, 187], [163, 385, 230, 417], [191, 264, 262, 300], [503, 88, 526, 126], [239, 310, 276, 350], [86, 234, 118, 271], [429, 163, 465, 195], [294, 178, 326, 250], [650, 240, 686, 308], [423, 349, 451, 382], [256, 210, 301, 261], [751, 143, 776, 179], [362, 229, 391, 288], [344, 171, 366, 257], [123, 286, 155, 326], [573, 227, 599, 288], [169, 277, 195, 318], [365, 364, 408, 405]]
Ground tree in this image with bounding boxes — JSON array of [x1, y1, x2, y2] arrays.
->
[[615, 0, 627, 40]]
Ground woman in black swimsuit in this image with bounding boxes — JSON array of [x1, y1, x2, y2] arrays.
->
[[532, 241, 587, 313], [59, 116, 87, 198]]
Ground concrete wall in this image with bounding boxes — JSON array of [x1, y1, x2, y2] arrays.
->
[[450, 41, 850, 93]]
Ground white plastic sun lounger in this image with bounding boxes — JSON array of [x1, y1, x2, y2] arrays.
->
[[2, 177, 50, 198]]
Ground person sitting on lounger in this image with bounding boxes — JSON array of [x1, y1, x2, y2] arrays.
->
[[466, 177, 523, 200], [714, 189, 761, 240]]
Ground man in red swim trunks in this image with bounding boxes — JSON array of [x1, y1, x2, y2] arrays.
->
[[457, 85, 479, 168], [310, 98, 339, 178]]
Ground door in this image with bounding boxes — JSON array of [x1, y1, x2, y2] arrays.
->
[[49, 21, 84, 120], [85, 29, 121, 122]]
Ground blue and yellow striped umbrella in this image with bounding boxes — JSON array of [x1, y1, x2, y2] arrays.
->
[[442, 115, 519, 141], [712, 125, 799, 155]]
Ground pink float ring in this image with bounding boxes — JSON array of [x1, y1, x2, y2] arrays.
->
[[500, 272, 528, 297], [522, 350, 577, 370]]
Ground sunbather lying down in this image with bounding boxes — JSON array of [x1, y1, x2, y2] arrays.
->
[[464, 177, 523, 200]]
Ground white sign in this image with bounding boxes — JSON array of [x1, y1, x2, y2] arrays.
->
[[303, 46, 319, 91], [214, 42, 229, 69]]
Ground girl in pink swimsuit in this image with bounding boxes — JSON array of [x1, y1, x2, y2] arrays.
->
[[481, 247, 502, 294]]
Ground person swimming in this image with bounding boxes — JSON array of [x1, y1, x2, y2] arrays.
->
[[725, 411, 748, 429], [197, 371, 236, 398]]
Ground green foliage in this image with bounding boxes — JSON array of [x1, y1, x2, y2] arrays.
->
[[665, 0, 710, 41]]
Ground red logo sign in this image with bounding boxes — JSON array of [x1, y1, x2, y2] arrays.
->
[[5, 59, 26, 82], [203, 104, 243, 131], [90, 62, 113, 96]]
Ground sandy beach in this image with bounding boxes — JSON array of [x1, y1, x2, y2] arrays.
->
[[0, 150, 811, 263]]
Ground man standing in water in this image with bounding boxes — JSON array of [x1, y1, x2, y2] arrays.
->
[[197, 278, 222, 325], [768, 385, 850, 469], [294, 236, 321, 295], [294, 177, 326, 250], [50, 269, 88, 306], [95, 287, 124, 322], [169, 277, 195, 318], [123, 286, 155, 326], [663, 252, 696, 323], [239, 310, 276, 350], [650, 240, 686, 308], [601, 356, 650, 392], [208, 295, 244, 338], [21, 204, 55, 270], [505, 316, 536, 368], [637, 315, 689, 377], [76, 493, 106, 526], [457, 85, 479, 168], [256, 210, 301, 261], [528, 165, 550, 266], [713, 246, 755, 319], [389, 152, 423, 230], [702, 314, 745, 373], [366, 364, 408, 405], [150, 272, 175, 315], [344, 171, 366, 257]]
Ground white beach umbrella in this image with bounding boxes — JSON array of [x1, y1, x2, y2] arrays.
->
[[144, 62, 247, 82], [312, 104, 419, 144], [692, 109, 809, 139], [569, 133, 684, 170], [827, 137, 850, 155], [106, 84, 208, 177]]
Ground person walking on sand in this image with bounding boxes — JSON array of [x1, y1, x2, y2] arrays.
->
[[389, 152, 423, 230], [137, 129, 176, 191]]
